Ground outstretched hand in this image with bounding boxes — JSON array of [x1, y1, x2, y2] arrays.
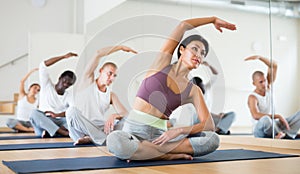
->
[[121, 46, 138, 54], [213, 17, 236, 32], [63, 52, 78, 59], [244, 55, 260, 61]]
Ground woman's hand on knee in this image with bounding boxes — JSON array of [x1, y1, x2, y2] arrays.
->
[[152, 128, 183, 145]]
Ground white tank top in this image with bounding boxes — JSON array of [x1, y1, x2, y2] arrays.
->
[[76, 82, 111, 126], [250, 90, 272, 131], [16, 96, 38, 121], [250, 90, 271, 115]]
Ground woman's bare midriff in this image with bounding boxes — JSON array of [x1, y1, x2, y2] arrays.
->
[[133, 97, 169, 120]]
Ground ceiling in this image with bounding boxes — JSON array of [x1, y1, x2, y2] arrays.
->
[[225, 0, 300, 18], [147, 0, 300, 18]]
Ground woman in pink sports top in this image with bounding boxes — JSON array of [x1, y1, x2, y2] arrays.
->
[[107, 16, 236, 161]]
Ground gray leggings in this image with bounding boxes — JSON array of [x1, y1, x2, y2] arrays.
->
[[107, 117, 219, 159]]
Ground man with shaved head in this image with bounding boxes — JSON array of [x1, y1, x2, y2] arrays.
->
[[246, 55, 300, 139]]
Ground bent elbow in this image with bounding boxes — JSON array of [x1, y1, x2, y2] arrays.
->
[[178, 21, 192, 31], [204, 121, 215, 131], [252, 114, 261, 120]]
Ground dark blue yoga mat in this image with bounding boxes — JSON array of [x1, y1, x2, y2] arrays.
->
[[2, 149, 298, 173], [0, 131, 17, 134], [0, 135, 57, 140], [0, 135, 40, 140], [0, 142, 95, 151]]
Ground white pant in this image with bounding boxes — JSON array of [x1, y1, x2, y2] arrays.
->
[[66, 106, 107, 145], [30, 109, 67, 137], [66, 106, 124, 145]]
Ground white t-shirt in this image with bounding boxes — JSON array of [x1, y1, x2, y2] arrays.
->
[[16, 96, 38, 121], [75, 82, 111, 126], [250, 89, 271, 130], [250, 90, 271, 115], [38, 62, 73, 113]]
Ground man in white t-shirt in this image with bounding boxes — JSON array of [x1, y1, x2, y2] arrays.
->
[[66, 45, 137, 145], [246, 55, 300, 139], [30, 53, 77, 138]]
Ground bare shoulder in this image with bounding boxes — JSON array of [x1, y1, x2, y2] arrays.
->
[[188, 84, 202, 100], [248, 94, 257, 100], [248, 94, 258, 105]]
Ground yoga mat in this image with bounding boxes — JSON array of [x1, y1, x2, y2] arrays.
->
[[0, 142, 95, 151], [3, 149, 298, 173], [0, 131, 17, 134], [0, 135, 60, 140]]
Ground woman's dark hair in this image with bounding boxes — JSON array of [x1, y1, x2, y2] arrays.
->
[[191, 76, 205, 94], [60, 70, 77, 83], [177, 34, 209, 59]]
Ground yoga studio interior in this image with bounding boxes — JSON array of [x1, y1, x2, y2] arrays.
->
[[0, 0, 299, 173]]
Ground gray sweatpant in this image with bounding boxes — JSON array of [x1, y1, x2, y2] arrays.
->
[[254, 110, 300, 139], [65, 106, 124, 145], [107, 110, 219, 160], [192, 111, 236, 134], [30, 109, 68, 137], [123, 117, 219, 155]]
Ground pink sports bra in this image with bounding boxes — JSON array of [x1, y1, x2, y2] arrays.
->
[[136, 65, 193, 117]]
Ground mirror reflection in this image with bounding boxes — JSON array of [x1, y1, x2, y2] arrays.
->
[[85, 0, 300, 140]]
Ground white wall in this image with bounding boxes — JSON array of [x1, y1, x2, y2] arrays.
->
[[84, 0, 126, 24], [0, 0, 75, 100], [0, 58, 28, 100], [28, 32, 85, 82], [85, 0, 300, 127], [270, 17, 300, 117]]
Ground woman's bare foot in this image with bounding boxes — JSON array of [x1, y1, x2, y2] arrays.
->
[[127, 153, 193, 163], [159, 153, 193, 160], [74, 136, 92, 145], [149, 153, 193, 161], [275, 132, 286, 139]]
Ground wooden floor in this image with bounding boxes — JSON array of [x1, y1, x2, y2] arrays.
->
[[0, 129, 299, 174]]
